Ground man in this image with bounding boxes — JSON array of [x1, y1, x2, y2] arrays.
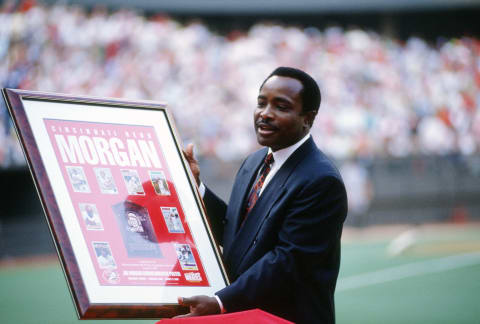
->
[[180, 67, 348, 323]]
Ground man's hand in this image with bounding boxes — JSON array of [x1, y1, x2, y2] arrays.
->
[[174, 295, 220, 318], [183, 143, 200, 186]]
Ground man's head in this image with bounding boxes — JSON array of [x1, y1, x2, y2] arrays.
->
[[259, 67, 321, 113], [255, 67, 320, 151]]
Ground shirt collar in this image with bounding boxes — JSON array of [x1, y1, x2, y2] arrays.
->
[[268, 133, 311, 169]]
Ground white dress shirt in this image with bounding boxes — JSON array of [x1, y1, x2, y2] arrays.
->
[[259, 133, 311, 196]]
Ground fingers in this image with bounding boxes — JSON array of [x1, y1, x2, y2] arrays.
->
[[178, 296, 192, 306], [174, 297, 194, 318], [185, 143, 194, 157], [184, 143, 195, 162], [175, 295, 220, 318], [182, 143, 200, 185]]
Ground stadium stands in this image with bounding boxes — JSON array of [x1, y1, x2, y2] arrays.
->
[[1, 2, 479, 168], [1, 2, 479, 229]]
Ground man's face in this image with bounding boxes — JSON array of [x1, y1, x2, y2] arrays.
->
[[254, 76, 312, 151]]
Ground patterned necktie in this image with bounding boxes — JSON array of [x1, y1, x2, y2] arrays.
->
[[245, 153, 274, 215]]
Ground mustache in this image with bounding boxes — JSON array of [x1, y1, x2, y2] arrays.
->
[[255, 120, 278, 129]]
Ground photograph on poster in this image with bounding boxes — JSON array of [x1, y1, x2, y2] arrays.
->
[[94, 167, 118, 194], [175, 243, 198, 271], [150, 170, 171, 195], [93, 241, 117, 269], [161, 207, 185, 233], [121, 169, 145, 195], [66, 166, 90, 193], [79, 203, 103, 230]]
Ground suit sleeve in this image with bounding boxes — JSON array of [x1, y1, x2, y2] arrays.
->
[[203, 187, 227, 246], [202, 158, 250, 247], [216, 175, 348, 314]]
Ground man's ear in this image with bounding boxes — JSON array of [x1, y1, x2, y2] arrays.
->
[[303, 110, 317, 129]]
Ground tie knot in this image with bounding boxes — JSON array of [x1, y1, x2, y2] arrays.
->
[[264, 153, 274, 166]]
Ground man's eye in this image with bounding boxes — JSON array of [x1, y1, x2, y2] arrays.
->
[[257, 102, 266, 107]]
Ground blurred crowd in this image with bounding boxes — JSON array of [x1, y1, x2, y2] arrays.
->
[[1, 1, 480, 168]]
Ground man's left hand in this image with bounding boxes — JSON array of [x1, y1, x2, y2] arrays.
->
[[183, 144, 200, 186], [174, 295, 220, 318]]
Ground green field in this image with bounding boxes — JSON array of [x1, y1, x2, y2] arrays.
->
[[336, 224, 480, 324], [1, 224, 479, 324]]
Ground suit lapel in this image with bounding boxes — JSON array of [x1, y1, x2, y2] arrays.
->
[[222, 149, 266, 257], [224, 138, 317, 271]]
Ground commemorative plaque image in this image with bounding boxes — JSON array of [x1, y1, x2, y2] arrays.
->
[[2, 89, 228, 319], [113, 201, 164, 259]]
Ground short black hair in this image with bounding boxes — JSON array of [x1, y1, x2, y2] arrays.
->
[[260, 67, 321, 112]]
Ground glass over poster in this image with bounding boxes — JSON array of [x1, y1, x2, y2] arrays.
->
[[2, 89, 229, 319]]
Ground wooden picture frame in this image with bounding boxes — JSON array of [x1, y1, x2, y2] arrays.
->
[[2, 89, 229, 319]]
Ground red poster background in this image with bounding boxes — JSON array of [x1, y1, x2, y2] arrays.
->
[[44, 119, 209, 287]]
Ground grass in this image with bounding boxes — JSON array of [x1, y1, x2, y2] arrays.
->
[[337, 264, 480, 324], [1, 223, 479, 323], [0, 263, 153, 324], [336, 223, 480, 324]]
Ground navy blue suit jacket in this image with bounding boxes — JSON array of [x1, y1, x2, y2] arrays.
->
[[203, 137, 347, 324]]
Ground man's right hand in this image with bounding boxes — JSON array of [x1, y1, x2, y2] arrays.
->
[[183, 143, 200, 186], [174, 296, 221, 318]]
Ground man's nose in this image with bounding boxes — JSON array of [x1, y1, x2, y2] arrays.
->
[[260, 104, 274, 119]]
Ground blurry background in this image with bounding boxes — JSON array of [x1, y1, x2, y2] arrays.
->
[[0, 0, 479, 323]]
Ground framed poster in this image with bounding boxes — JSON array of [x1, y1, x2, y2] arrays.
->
[[2, 89, 229, 319]]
